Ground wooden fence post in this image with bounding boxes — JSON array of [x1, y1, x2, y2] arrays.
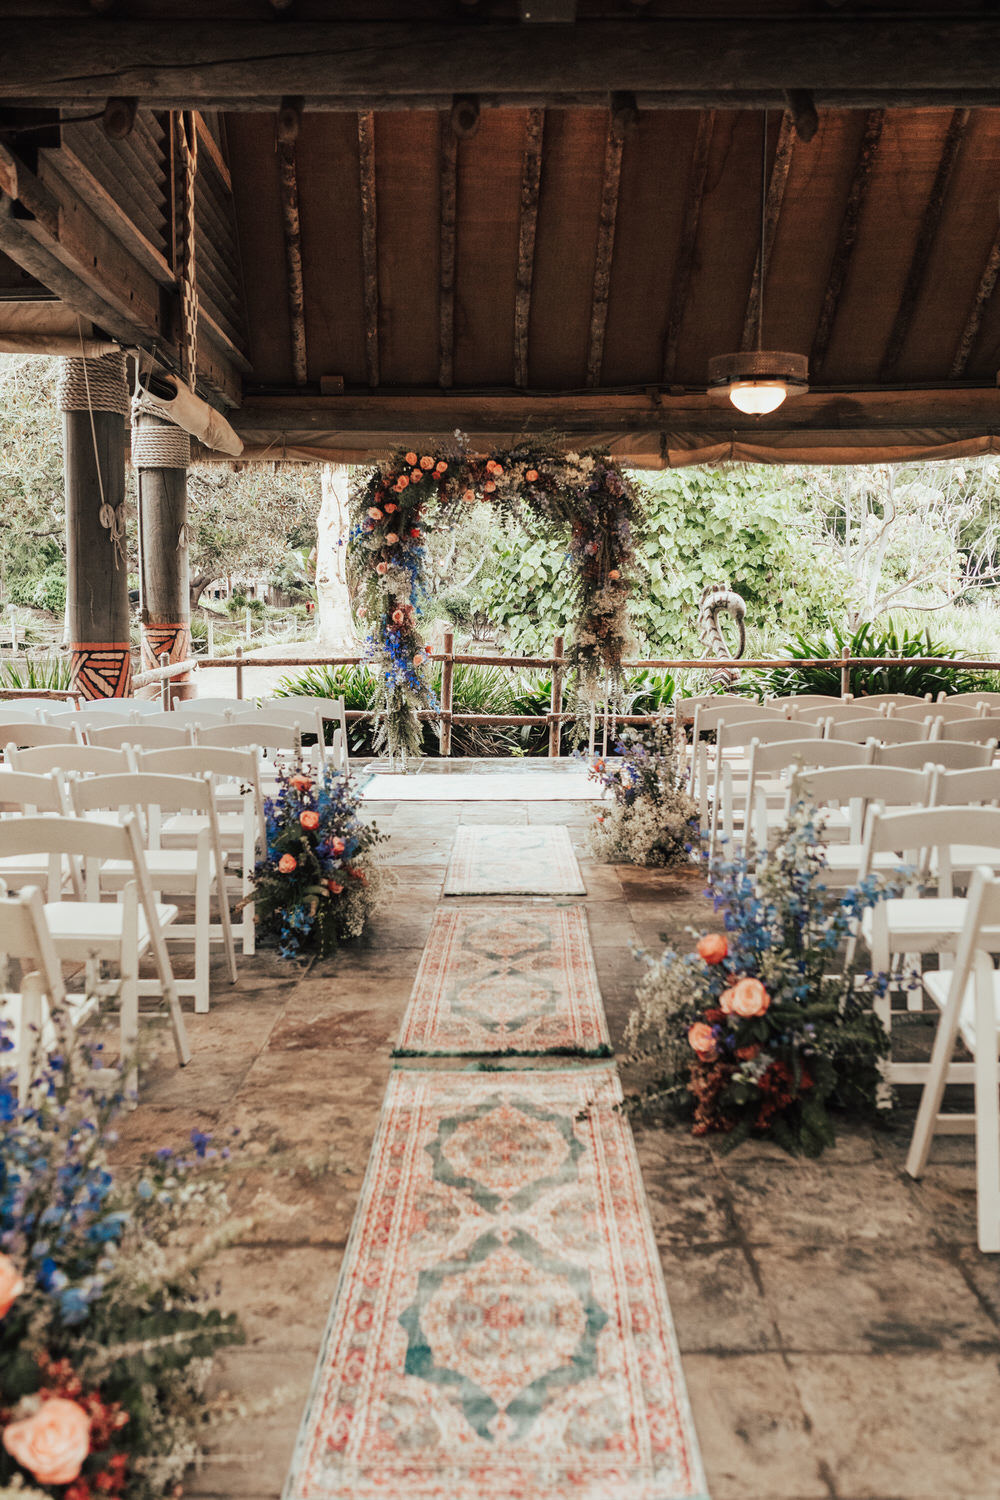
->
[[235, 643, 244, 701], [840, 646, 851, 699], [159, 652, 170, 710], [207, 618, 215, 658], [549, 634, 564, 758], [440, 629, 454, 756]]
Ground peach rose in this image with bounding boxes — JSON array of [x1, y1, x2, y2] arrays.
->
[[405, 451, 418, 465], [289, 774, 313, 792], [608, 568, 620, 580], [410, 469, 423, 483], [687, 1022, 717, 1060], [376, 562, 388, 575], [413, 653, 425, 666], [331, 837, 346, 855], [462, 489, 476, 503], [0, 1255, 23, 1319], [385, 532, 399, 545], [392, 609, 404, 624], [484, 480, 496, 493], [719, 987, 736, 1015], [435, 461, 448, 473], [420, 455, 434, 470], [327, 880, 344, 895], [697, 933, 728, 966], [299, 810, 319, 831], [384, 502, 397, 514], [278, 853, 297, 874], [3, 1398, 91, 1487], [525, 469, 538, 482], [730, 977, 770, 1018], [367, 507, 383, 521], [397, 475, 409, 489]]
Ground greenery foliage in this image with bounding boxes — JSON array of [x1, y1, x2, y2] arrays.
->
[[759, 620, 982, 700]]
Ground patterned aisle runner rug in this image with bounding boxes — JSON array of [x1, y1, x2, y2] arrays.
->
[[394, 906, 611, 1057], [443, 825, 586, 897], [283, 1067, 708, 1500]]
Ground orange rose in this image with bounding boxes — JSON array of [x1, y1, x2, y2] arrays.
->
[[462, 489, 476, 503], [413, 653, 425, 666], [484, 481, 496, 493], [278, 854, 297, 874], [730, 977, 770, 1018], [3, 1398, 91, 1486], [384, 502, 397, 513], [299, 810, 319, 831], [0, 1255, 23, 1319], [719, 987, 736, 1015], [367, 507, 383, 521], [435, 461, 448, 473], [405, 451, 418, 465], [608, 568, 621, 580], [332, 837, 346, 855], [327, 880, 344, 895], [687, 1022, 718, 1060], [526, 469, 538, 482], [386, 532, 399, 545], [397, 475, 409, 489], [420, 455, 434, 470], [409, 469, 422, 483], [697, 933, 728, 966], [376, 562, 388, 575], [289, 774, 313, 791]]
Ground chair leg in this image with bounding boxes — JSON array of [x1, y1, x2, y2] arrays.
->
[[906, 999, 963, 1179], [18, 973, 43, 1100], [120, 883, 140, 1097], [973, 955, 1000, 1252], [194, 842, 210, 1014], [215, 861, 238, 984]]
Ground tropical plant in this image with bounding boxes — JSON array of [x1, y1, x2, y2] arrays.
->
[[758, 620, 981, 700], [0, 656, 73, 692]]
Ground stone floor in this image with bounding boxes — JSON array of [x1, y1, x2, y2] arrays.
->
[[116, 793, 1000, 1500]]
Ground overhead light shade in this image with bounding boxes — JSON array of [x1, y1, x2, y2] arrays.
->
[[707, 351, 809, 415]]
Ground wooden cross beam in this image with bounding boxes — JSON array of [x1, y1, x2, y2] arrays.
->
[[513, 107, 544, 390], [661, 111, 713, 385], [438, 115, 457, 390], [585, 111, 625, 389], [277, 133, 307, 386], [741, 111, 795, 351], [951, 226, 1000, 380], [811, 109, 884, 375], [358, 110, 380, 389]]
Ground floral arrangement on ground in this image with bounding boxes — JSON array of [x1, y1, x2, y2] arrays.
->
[[588, 719, 698, 867], [622, 800, 894, 1155], [0, 1017, 243, 1499], [251, 762, 388, 960], [346, 441, 642, 760]]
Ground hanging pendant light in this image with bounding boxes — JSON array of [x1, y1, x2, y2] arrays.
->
[[707, 111, 809, 415]]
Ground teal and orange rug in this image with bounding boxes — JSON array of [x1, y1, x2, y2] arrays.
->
[[394, 907, 611, 1057], [283, 1067, 708, 1500], [443, 826, 586, 896]]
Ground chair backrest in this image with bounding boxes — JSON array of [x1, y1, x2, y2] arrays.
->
[[149, 710, 231, 731], [793, 701, 880, 724], [70, 771, 213, 819], [8, 744, 133, 776], [861, 805, 1000, 884], [48, 707, 146, 731], [874, 739, 994, 771], [2, 724, 80, 749], [0, 703, 52, 723], [0, 884, 66, 1007], [137, 744, 259, 782], [716, 718, 822, 751], [674, 693, 749, 722], [695, 702, 789, 737], [935, 718, 1000, 745], [898, 699, 986, 722], [796, 764, 932, 816], [169, 697, 242, 716], [827, 716, 929, 744], [0, 811, 135, 864], [0, 770, 65, 814], [87, 724, 194, 750], [930, 767, 1000, 808], [779, 694, 847, 710], [748, 738, 875, 779], [939, 691, 1000, 707], [855, 693, 931, 708], [196, 719, 303, 753]]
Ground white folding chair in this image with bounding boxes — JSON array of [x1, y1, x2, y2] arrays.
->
[[827, 716, 933, 745], [691, 701, 791, 817], [7, 744, 134, 776], [137, 745, 264, 955], [88, 724, 195, 751], [708, 718, 823, 857], [792, 764, 934, 885], [262, 696, 349, 770], [0, 885, 70, 1099], [70, 772, 237, 1014], [0, 814, 190, 1079], [0, 769, 80, 898], [874, 739, 995, 772], [1, 724, 81, 753], [905, 866, 1000, 1251], [935, 718, 1000, 745], [855, 693, 932, 710], [742, 738, 875, 851], [196, 718, 307, 781]]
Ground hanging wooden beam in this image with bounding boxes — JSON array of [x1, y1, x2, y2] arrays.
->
[[7, 20, 1000, 107], [514, 108, 544, 390], [811, 108, 884, 375], [880, 106, 970, 380], [951, 225, 1000, 380], [585, 112, 625, 389], [741, 111, 795, 351], [438, 115, 458, 390], [357, 110, 379, 389], [661, 111, 713, 385], [277, 133, 307, 386]]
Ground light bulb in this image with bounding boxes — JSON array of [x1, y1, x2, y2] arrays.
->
[[727, 381, 788, 416]]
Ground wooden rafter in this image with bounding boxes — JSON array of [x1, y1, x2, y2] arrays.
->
[[358, 110, 380, 389], [740, 110, 795, 351], [438, 115, 457, 390], [585, 112, 625, 389], [277, 136, 307, 386], [661, 110, 713, 385], [951, 225, 1000, 379], [811, 108, 884, 374], [513, 107, 544, 390], [880, 106, 970, 380]]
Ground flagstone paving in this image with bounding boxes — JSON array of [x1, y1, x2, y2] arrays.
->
[[116, 793, 1000, 1500]]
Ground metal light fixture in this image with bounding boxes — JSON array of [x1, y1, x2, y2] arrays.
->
[[707, 112, 809, 416]]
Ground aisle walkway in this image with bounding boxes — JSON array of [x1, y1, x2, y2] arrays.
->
[[117, 792, 1000, 1500]]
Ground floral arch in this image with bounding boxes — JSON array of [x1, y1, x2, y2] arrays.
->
[[347, 444, 642, 759]]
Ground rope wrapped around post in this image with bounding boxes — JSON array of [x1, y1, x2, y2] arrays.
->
[[57, 352, 129, 564], [131, 391, 192, 470]]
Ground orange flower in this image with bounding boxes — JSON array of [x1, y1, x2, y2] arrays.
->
[[367, 507, 383, 521], [462, 489, 476, 503], [289, 773, 313, 792], [392, 609, 404, 623], [405, 451, 418, 465], [719, 986, 736, 1015], [687, 1022, 718, 1060], [697, 933, 728, 965], [484, 480, 496, 493], [420, 455, 434, 470], [730, 977, 770, 1018], [278, 853, 297, 874], [413, 653, 425, 666], [376, 562, 388, 574], [332, 837, 346, 855], [526, 469, 538, 482], [410, 469, 423, 483], [486, 459, 503, 475], [299, 810, 319, 831], [327, 879, 344, 895], [397, 474, 409, 488], [386, 531, 399, 544], [435, 461, 448, 473], [384, 502, 397, 513], [3, 1399, 91, 1487], [0, 1254, 23, 1319], [608, 568, 620, 580]]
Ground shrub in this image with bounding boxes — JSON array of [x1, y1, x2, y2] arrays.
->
[[759, 620, 982, 700]]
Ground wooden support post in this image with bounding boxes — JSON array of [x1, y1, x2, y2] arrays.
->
[[137, 426, 193, 705], [160, 652, 170, 710], [840, 646, 851, 699], [207, 618, 215, 657], [440, 629, 454, 757], [235, 642, 244, 700], [549, 633, 564, 758], [62, 383, 132, 700]]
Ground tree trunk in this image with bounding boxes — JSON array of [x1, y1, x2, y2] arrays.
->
[[314, 463, 356, 649], [189, 571, 213, 610]]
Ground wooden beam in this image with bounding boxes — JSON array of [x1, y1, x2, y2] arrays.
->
[[811, 108, 883, 374], [514, 107, 544, 390], [585, 112, 624, 389], [951, 225, 1000, 380], [7, 20, 1000, 109], [741, 111, 795, 351], [880, 106, 970, 380], [277, 136, 307, 386], [357, 109, 379, 389], [438, 114, 457, 390], [661, 111, 713, 384]]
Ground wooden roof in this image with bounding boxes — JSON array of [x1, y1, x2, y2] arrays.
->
[[4, 6, 1000, 463]]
